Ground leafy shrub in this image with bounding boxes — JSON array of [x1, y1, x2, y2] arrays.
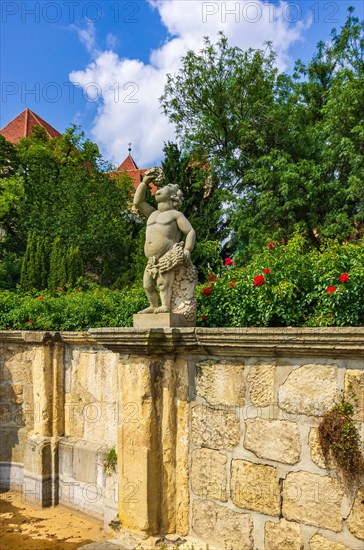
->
[[197, 235, 364, 327], [0, 286, 148, 331], [0, 252, 22, 289]]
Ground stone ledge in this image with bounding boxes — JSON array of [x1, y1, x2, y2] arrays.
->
[[0, 328, 363, 357], [195, 327, 364, 357], [88, 327, 198, 354]]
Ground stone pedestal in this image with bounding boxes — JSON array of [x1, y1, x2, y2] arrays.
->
[[133, 313, 195, 329]]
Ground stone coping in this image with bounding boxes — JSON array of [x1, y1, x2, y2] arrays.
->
[[0, 327, 363, 357]]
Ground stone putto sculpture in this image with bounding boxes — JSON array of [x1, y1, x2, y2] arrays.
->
[[133, 167, 198, 323]]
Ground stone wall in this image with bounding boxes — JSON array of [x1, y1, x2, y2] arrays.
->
[[0, 327, 363, 548], [190, 358, 363, 550]]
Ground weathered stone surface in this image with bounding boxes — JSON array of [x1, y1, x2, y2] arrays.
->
[[283, 472, 343, 531], [32, 346, 52, 436], [72, 439, 99, 484], [24, 435, 52, 476], [191, 448, 227, 501], [279, 365, 339, 416], [11, 384, 23, 404], [0, 403, 12, 422], [66, 350, 119, 445], [0, 426, 28, 462], [231, 460, 280, 516], [347, 486, 364, 540], [248, 362, 276, 406], [1, 348, 35, 385], [309, 534, 351, 550], [175, 358, 189, 535], [344, 370, 364, 422], [192, 499, 253, 550], [308, 428, 326, 469], [265, 518, 303, 550], [244, 419, 301, 464], [195, 360, 245, 407], [117, 356, 160, 535], [133, 313, 193, 328], [191, 404, 240, 450]]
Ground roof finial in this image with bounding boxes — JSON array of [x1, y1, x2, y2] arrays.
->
[[128, 142, 132, 153]]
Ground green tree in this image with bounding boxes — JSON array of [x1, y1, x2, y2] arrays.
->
[[161, 34, 277, 189], [161, 142, 226, 277], [48, 237, 67, 290], [20, 233, 38, 290], [35, 236, 50, 290], [0, 126, 142, 287], [161, 10, 364, 254], [66, 246, 83, 288]]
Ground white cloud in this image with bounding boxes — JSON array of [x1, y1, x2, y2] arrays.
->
[[69, 21, 99, 56], [106, 32, 119, 50], [69, 0, 310, 167]]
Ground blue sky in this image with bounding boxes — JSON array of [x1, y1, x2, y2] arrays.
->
[[1, 1, 363, 167]]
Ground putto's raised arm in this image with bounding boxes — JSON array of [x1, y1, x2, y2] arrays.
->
[[133, 173, 156, 218]]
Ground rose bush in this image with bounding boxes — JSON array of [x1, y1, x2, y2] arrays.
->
[[197, 235, 364, 327]]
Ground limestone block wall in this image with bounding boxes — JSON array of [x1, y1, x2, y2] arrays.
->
[[190, 357, 364, 550], [0, 337, 36, 485], [0, 331, 119, 524], [0, 327, 363, 549]]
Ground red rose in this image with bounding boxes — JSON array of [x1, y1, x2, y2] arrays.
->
[[224, 258, 234, 266], [208, 273, 214, 279], [326, 286, 337, 293], [254, 275, 265, 286], [263, 268, 270, 275], [57, 287, 63, 291], [201, 315, 207, 321], [230, 282, 236, 288], [268, 242, 275, 250], [339, 273, 349, 283], [202, 287, 211, 296], [29, 319, 33, 324], [39, 296, 44, 301]]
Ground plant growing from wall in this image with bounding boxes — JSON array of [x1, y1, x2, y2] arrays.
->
[[318, 394, 364, 488], [104, 446, 117, 475]]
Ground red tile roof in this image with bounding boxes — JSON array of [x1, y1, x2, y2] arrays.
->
[[114, 153, 156, 192], [0, 108, 61, 143]]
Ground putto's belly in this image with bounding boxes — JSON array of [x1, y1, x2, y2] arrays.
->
[[144, 240, 174, 258]]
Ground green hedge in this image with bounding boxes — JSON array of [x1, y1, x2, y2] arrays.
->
[[0, 287, 148, 331], [0, 237, 363, 330]]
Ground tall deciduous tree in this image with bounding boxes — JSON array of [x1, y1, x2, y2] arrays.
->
[[161, 142, 226, 277], [161, 10, 364, 254]]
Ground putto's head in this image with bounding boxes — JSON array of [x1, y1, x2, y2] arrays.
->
[[168, 184, 184, 209], [155, 184, 184, 209]]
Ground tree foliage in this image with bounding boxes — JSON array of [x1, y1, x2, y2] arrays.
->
[[161, 142, 226, 277], [0, 126, 142, 287], [161, 10, 364, 254]]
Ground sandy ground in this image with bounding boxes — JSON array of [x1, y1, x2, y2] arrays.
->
[[0, 490, 111, 549]]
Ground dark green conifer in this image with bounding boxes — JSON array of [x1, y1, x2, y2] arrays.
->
[[48, 237, 67, 289], [66, 246, 83, 287]]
